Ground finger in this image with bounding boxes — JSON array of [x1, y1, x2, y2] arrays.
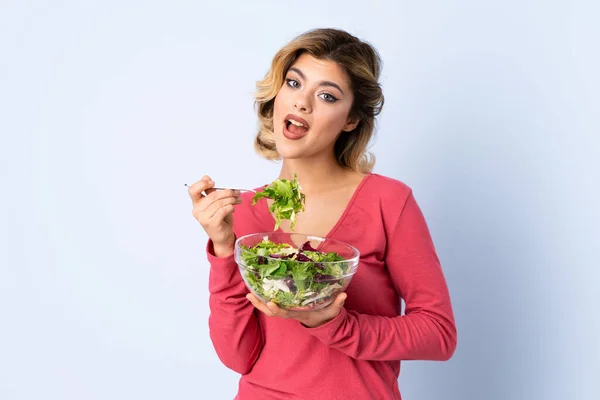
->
[[327, 292, 347, 316], [201, 175, 219, 196], [207, 188, 241, 200], [202, 189, 241, 213], [205, 198, 240, 222], [266, 301, 290, 319], [320, 292, 346, 314], [188, 176, 214, 203], [246, 294, 275, 317], [331, 292, 347, 311], [208, 203, 235, 223]]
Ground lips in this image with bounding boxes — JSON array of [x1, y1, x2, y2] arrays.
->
[[283, 114, 310, 140], [284, 114, 310, 130]]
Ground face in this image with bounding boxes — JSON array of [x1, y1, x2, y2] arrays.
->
[[272, 53, 359, 160]]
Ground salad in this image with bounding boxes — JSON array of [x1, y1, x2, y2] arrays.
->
[[239, 237, 350, 309], [252, 174, 305, 231]]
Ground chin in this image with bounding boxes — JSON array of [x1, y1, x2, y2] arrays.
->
[[274, 140, 308, 159]]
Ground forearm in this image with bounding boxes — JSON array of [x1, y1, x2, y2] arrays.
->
[[306, 306, 456, 361], [207, 239, 263, 374]]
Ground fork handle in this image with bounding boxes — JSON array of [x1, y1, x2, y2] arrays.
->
[[183, 183, 256, 193], [213, 187, 256, 193]]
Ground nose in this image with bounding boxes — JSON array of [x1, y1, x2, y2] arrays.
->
[[294, 92, 312, 113]]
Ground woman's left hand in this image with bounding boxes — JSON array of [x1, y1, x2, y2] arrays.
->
[[246, 292, 347, 328]]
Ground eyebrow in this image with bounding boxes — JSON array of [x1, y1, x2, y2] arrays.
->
[[288, 67, 345, 95]]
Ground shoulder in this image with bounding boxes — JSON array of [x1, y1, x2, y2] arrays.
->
[[358, 173, 418, 237], [363, 173, 413, 208]]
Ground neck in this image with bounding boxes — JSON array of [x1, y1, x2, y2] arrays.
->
[[278, 154, 353, 194]]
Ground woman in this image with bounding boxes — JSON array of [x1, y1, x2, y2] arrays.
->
[[188, 28, 457, 400]]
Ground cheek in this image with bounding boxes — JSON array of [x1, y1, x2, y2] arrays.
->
[[316, 108, 350, 133], [273, 87, 290, 117], [272, 95, 281, 120]]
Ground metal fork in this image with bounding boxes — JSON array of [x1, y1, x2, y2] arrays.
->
[[184, 183, 256, 193]]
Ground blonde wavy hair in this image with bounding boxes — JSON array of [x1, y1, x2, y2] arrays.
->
[[253, 28, 384, 173]]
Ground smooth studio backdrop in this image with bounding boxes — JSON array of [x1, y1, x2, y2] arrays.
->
[[1, 1, 598, 399]]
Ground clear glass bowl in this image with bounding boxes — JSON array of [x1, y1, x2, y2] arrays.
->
[[234, 232, 360, 311]]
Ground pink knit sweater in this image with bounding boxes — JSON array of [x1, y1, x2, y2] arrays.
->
[[206, 173, 457, 399]]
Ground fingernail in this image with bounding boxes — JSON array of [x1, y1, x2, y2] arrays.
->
[[233, 189, 241, 195]]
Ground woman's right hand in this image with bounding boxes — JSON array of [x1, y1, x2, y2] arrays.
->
[[188, 175, 242, 257]]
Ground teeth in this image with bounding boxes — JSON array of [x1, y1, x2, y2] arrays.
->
[[288, 119, 306, 128]]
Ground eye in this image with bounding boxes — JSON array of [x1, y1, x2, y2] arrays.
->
[[318, 92, 338, 103], [286, 78, 300, 88]]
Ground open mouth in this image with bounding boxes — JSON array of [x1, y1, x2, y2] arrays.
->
[[284, 114, 310, 138]]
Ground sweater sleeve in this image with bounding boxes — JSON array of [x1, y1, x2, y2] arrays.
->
[[305, 191, 457, 361], [206, 238, 263, 374]]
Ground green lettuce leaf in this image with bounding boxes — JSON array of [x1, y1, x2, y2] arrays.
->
[[251, 174, 306, 231]]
